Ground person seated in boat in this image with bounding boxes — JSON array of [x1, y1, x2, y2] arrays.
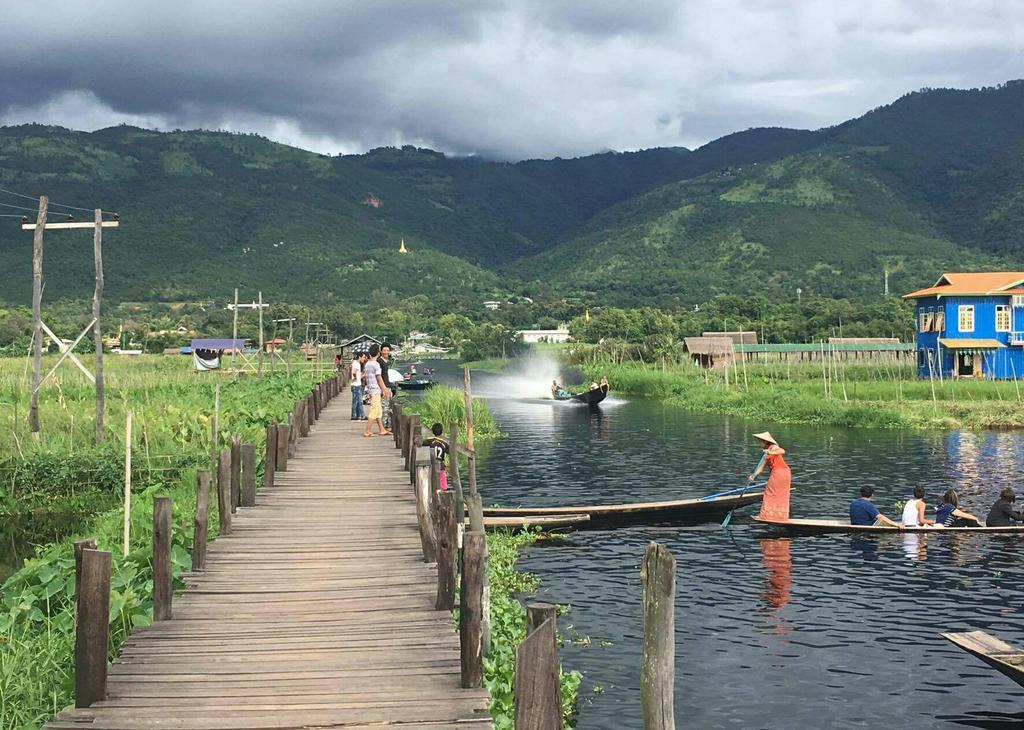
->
[[600, 375, 609, 391], [901, 486, 935, 527], [850, 486, 903, 528], [589, 381, 599, 390], [935, 490, 982, 528], [422, 423, 450, 491], [551, 380, 569, 399], [986, 488, 1024, 527]]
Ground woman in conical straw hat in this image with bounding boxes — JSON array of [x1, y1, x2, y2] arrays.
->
[[749, 432, 792, 521]]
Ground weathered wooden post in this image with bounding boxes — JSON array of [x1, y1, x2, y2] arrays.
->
[[515, 615, 562, 730], [527, 603, 558, 635], [153, 496, 172, 621], [287, 408, 298, 458], [641, 542, 676, 730], [241, 443, 256, 507], [306, 393, 315, 430], [398, 413, 409, 458], [75, 548, 110, 708], [217, 448, 232, 535], [392, 403, 404, 449], [460, 531, 485, 688], [230, 434, 241, 512], [276, 422, 290, 471], [192, 471, 211, 571], [466, 491, 484, 535], [92, 208, 105, 445], [435, 490, 457, 610], [298, 400, 310, 438], [263, 423, 278, 488], [73, 538, 97, 608], [28, 195, 47, 433], [449, 422, 464, 524], [407, 414, 421, 483], [414, 447, 438, 563]]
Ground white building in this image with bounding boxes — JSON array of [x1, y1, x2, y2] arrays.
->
[[517, 328, 571, 344]]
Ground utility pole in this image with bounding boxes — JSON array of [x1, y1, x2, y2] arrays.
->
[[884, 268, 890, 296], [28, 195, 47, 433], [231, 288, 239, 380], [92, 209, 105, 444], [257, 291, 264, 377], [227, 294, 270, 377]]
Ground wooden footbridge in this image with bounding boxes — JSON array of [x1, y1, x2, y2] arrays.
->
[[47, 378, 499, 729]]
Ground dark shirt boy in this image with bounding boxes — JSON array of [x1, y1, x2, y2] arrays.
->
[[986, 498, 1023, 527], [850, 497, 880, 526]]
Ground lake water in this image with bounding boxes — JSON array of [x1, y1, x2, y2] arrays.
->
[[428, 361, 1024, 729]]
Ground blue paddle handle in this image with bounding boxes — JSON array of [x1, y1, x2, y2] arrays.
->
[[700, 482, 767, 500]]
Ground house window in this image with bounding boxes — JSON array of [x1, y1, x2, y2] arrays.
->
[[934, 309, 945, 332], [996, 305, 1011, 332], [1014, 295, 1024, 307], [958, 305, 975, 333], [919, 308, 928, 333]]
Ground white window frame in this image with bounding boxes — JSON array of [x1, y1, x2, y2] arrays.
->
[[958, 305, 975, 333], [996, 305, 1011, 333], [919, 307, 929, 333], [1013, 294, 1024, 307]]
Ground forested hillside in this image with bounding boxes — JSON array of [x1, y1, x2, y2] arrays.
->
[[0, 81, 1021, 309]]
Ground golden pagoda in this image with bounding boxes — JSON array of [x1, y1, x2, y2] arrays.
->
[[399, 238, 408, 253]]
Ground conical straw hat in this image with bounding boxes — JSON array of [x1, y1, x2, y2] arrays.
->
[[753, 431, 778, 445]]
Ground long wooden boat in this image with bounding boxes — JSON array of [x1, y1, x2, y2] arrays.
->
[[397, 379, 435, 391], [479, 514, 590, 531], [555, 382, 609, 406], [754, 516, 1024, 534], [943, 631, 1024, 688], [482, 492, 764, 528]]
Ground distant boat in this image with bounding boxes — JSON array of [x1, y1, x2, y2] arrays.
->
[[397, 378, 435, 391], [554, 381, 609, 406]]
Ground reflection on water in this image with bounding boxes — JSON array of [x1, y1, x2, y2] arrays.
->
[[428, 362, 1024, 729]]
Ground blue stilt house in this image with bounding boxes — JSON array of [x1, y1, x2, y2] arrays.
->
[[904, 272, 1024, 379]]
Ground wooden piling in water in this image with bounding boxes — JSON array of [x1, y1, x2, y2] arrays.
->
[[192, 471, 210, 571], [515, 616, 562, 730], [641, 541, 676, 730], [263, 424, 277, 489], [217, 448, 232, 535], [230, 434, 241, 512], [435, 490, 457, 610], [241, 443, 256, 507], [75, 548, 110, 708], [460, 531, 485, 689], [414, 447, 438, 563], [152, 496, 172, 621]]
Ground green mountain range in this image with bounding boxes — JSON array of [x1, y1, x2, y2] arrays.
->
[[0, 81, 1021, 309]]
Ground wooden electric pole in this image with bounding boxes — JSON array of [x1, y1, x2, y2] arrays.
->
[[258, 291, 264, 377], [28, 196, 48, 433], [93, 209, 105, 444], [231, 288, 239, 380]]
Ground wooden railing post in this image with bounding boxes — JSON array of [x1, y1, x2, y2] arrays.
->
[[153, 496, 172, 621], [527, 602, 558, 635], [392, 403, 404, 449], [306, 393, 315, 429], [230, 434, 241, 512], [287, 408, 298, 457], [276, 423, 290, 471], [435, 490, 457, 610], [398, 413, 409, 458], [73, 538, 97, 619], [298, 400, 310, 438], [217, 448, 232, 535], [241, 443, 256, 507], [263, 424, 277, 488], [75, 548, 111, 708], [460, 531, 485, 688], [641, 542, 676, 730], [515, 616, 562, 730], [407, 414, 421, 483], [466, 492, 484, 535], [192, 470, 210, 571], [449, 422, 464, 525], [414, 447, 438, 563]]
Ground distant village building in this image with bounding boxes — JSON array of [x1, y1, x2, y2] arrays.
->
[[265, 337, 287, 353], [361, 193, 382, 208], [905, 272, 1024, 379], [483, 300, 501, 310], [517, 327, 571, 344], [339, 334, 382, 358], [701, 330, 758, 345]]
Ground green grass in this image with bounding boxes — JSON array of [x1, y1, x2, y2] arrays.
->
[[461, 358, 512, 374], [583, 357, 1024, 429], [399, 385, 501, 441]]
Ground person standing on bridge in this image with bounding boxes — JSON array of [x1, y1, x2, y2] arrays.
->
[[749, 432, 792, 521], [350, 351, 367, 421], [362, 344, 391, 437]]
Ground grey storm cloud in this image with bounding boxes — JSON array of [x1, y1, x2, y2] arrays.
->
[[0, 0, 1022, 160]]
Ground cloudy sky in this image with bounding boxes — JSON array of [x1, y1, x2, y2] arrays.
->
[[1, 0, 1021, 160]]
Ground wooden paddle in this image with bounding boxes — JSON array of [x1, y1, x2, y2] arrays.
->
[[722, 453, 766, 528]]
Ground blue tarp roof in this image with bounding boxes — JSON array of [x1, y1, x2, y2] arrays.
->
[[191, 338, 246, 350]]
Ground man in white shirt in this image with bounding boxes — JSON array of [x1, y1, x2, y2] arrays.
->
[[349, 351, 367, 420]]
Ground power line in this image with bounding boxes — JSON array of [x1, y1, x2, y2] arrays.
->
[[0, 186, 119, 217], [0, 201, 37, 213]]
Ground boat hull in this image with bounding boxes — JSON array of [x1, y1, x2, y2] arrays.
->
[[943, 631, 1024, 689], [480, 514, 590, 531], [482, 492, 764, 528], [754, 517, 1024, 534], [397, 380, 434, 391]]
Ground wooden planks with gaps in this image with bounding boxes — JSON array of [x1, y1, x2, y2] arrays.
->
[[46, 396, 492, 730]]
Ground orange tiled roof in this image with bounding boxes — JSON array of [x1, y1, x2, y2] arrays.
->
[[903, 272, 1024, 299]]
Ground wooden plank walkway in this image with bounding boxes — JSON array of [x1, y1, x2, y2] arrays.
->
[[47, 400, 492, 730]]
